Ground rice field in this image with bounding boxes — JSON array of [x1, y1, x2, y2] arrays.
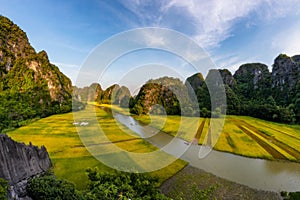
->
[[6, 105, 187, 189], [134, 114, 300, 162]]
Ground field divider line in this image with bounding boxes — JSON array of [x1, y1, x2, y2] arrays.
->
[[237, 120, 300, 161], [241, 126, 296, 160], [194, 118, 206, 143], [232, 120, 286, 160], [253, 121, 300, 141]]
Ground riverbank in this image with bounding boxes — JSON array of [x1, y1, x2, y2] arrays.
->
[[160, 165, 281, 200]]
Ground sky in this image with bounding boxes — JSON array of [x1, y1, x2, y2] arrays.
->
[[1, 0, 300, 93]]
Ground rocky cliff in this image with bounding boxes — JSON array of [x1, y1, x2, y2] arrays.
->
[[184, 54, 299, 122], [0, 134, 51, 199], [130, 77, 194, 116], [0, 16, 72, 101], [73, 83, 103, 102], [272, 54, 300, 89], [0, 16, 73, 131]]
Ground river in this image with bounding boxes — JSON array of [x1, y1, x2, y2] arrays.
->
[[112, 111, 300, 192]]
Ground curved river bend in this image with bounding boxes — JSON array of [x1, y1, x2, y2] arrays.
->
[[111, 111, 300, 192]]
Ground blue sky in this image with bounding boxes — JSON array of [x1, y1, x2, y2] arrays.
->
[[1, 0, 300, 92]]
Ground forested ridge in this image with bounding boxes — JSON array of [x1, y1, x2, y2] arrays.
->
[[79, 54, 300, 124], [0, 16, 77, 132], [1, 14, 300, 133]]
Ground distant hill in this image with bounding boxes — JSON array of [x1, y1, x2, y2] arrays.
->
[[74, 82, 131, 107], [187, 54, 300, 123], [0, 16, 73, 131], [130, 77, 195, 116], [74, 52, 299, 123], [76, 53, 299, 124]]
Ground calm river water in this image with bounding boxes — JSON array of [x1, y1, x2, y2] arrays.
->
[[110, 111, 300, 192]]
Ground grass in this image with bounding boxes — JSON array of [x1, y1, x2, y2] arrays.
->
[[7, 105, 186, 190], [161, 166, 280, 200], [133, 113, 300, 161]]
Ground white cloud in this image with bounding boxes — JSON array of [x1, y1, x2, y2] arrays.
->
[[121, 0, 300, 50], [166, 0, 263, 47]]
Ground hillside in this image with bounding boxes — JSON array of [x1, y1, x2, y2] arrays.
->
[[184, 54, 300, 123], [87, 53, 300, 124], [130, 77, 195, 116], [0, 16, 73, 131]]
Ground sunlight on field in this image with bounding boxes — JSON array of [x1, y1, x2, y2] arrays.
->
[[7, 105, 186, 189], [135, 113, 300, 161], [7, 104, 300, 189]]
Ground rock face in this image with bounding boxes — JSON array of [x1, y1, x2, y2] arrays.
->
[[185, 73, 205, 91], [0, 16, 72, 102], [219, 69, 235, 87], [131, 77, 194, 115], [0, 134, 51, 199], [233, 63, 271, 89], [112, 86, 131, 105], [0, 16, 74, 132], [73, 83, 103, 102], [0, 16, 74, 131], [272, 54, 300, 89]]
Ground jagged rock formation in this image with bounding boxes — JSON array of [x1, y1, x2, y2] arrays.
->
[[234, 63, 271, 90], [271, 54, 300, 105], [0, 134, 51, 199], [99, 84, 120, 104], [185, 73, 205, 92], [219, 69, 235, 87], [0, 16, 73, 131], [184, 54, 299, 122], [272, 54, 300, 89], [74, 83, 131, 106], [113, 86, 131, 104], [130, 77, 194, 115], [73, 83, 103, 102], [0, 16, 72, 102]]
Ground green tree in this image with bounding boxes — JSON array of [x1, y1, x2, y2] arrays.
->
[[27, 175, 84, 200], [85, 168, 170, 200], [0, 178, 8, 200]]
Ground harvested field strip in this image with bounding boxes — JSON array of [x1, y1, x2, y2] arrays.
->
[[194, 118, 206, 140], [237, 116, 300, 140], [242, 126, 295, 160], [225, 132, 236, 149], [238, 120, 300, 160], [205, 120, 212, 146], [234, 123, 287, 160], [199, 119, 210, 144], [253, 121, 300, 141]]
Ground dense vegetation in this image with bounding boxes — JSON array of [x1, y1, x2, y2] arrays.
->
[[27, 169, 169, 200], [91, 55, 298, 124], [183, 60, 300, 123], [0, 178, 8, 200], [88, 54, 299, 124], [0, 16, 75, 132], [130, 77, 195, 116]]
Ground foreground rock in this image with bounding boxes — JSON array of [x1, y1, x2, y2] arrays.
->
[[0, 134, 52, 199], [160, 165, 281, 200]]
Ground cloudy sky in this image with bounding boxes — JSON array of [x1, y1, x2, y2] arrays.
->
[[1, 0, 300, 91]]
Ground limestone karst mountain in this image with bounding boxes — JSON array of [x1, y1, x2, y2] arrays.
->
[[0, 16, 73, 131]]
